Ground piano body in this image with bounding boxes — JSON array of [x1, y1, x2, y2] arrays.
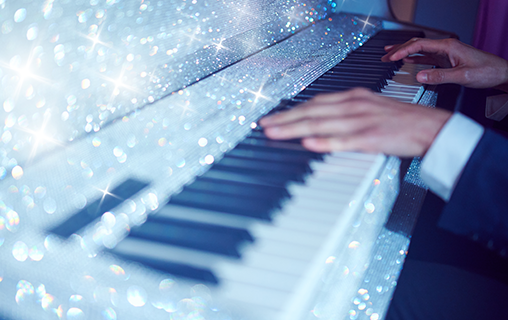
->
[[0, 1, 453, 319]]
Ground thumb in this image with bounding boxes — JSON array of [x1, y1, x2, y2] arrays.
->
[[417, 68, 465, 85]]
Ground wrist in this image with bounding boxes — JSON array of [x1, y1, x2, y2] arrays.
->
[[494, 59, 508, 93], [421, 113, 484, 201]]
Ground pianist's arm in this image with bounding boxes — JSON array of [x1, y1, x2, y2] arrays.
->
[[260, 38, 508, 254]]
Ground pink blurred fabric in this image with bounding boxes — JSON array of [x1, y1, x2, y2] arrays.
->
[[473, 0, 508, 60]]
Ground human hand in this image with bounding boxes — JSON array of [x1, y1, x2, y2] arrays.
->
[[259, 88, 452, 157], [381, 38, 508, 91]]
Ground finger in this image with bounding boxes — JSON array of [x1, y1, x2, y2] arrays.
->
[[264, 115, 372, 140], [382, 38, 449, 62], [260, 88, 374, 126], [302, 134, 426, 156], [301, 135, 373, 153], [401, 55, 441, 66], [383, 43, 403, 53], [416, 67, 466, 85], [259, 102, 334, 128], [381, 41, 412, 62]]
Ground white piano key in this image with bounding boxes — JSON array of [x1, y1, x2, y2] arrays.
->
[[219, 281, 289, 310], [278, 202, 341, 223], [215, 263, 300, 292], [272, 215, 334, 234], [323, 156, 377, 168], [157, 204, 258, 229], [287, 184, 354, 203], [283, 196, 348, 215], [329, 151, 380, 161], [310, 170, 366, 185], [295, 178, 360, 193], [161, 201, 336, 237], [310, 162, 371, 176], [240, 250, 311, 275], [250, 224, 326, 247], [382, 87, 421, 95], [382, 86, 420, 94], [386, 79, 421, 88], [379, 94, 416, 103], [247, 238, 317, 262], [114, 234, 313, 277]]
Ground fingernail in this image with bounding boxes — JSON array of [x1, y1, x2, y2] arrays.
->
[[384, 45, 393, 50], [265, 126, 280, 136], [259, 117, 271, 125], [418, 72, 428, 82]]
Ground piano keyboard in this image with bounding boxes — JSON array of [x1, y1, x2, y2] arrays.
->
[[0, 11, 436, 319], [106, 29, 426, 277], [48, 29, 425, 319]]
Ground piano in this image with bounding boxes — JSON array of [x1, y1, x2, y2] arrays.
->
[[0, 1, 454, 319]]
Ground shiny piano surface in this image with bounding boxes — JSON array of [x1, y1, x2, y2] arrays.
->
[[0, 1, 447, 319]]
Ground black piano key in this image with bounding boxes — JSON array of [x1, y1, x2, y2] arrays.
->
[[238, 138, 320, 157], [327, 66, 393, 79], [151, 216, 254, 241], [339, 59, 398, 71], [186, 178, 290, 202], [206, 162, 306, 188], [238, 138, 323, 158], [346, 55, 401, 68], [342, 60, 400, 72], [303, 84, 380, 94], [247, 130, 304, 146], [289, 98, 309, 104], [344, 54, 403, 68], [342, 54, 397, 61], [312, 79, 383, 91], [201, 169, 290, 188], [49, 178, 150, 237], [112, 252, 219, 284], [228, 148, 319, 164], [278, 99, 302, 108], [218, 156, 311, 176], [168, 189, 275, 220], [331, 64, 395, 76], [212, 163, 306, 184], [320, 72, 388, 84], [346, 53, 384, 59], [313, 78, 383, 86], [294, 89, 354, 100], [353, 47, 387, 53], [128, 218, 253, 257], [248, 130, 273, 139], [293, 93, 318, 100]]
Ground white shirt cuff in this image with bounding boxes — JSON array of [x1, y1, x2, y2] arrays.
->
[[486, 94, 508, 121], [421, 113, 484, 201]]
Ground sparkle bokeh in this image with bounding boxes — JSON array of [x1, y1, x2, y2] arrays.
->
[[0, 1, 408, 319]]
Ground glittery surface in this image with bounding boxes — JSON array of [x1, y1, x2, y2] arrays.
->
[[0, 0, 417, 319], [0, 0, 338, 166]]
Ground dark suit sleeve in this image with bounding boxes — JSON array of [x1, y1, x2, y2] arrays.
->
[[438, 129, 508, 254]]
